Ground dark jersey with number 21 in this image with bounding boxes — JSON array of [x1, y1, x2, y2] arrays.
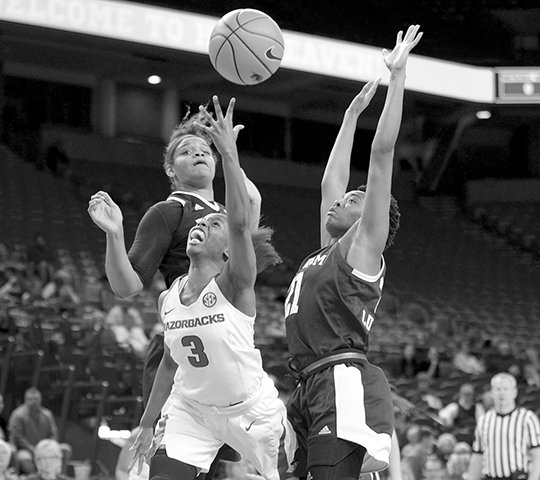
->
[[284, 242, 386, 370]]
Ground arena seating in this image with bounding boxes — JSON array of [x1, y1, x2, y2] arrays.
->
[[468, 202, 540, 257], [2, 144, 540, 471]]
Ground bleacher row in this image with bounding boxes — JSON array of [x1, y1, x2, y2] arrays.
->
[[468, 202, 540, 258], [2, 145, 540, 454]]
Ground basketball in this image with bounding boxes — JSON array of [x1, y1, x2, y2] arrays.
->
[[208, 9, 284, 86]]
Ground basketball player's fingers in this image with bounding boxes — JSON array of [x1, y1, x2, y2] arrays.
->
[[410, 30, 423, 48], [198, 106, 217, 127], [366, 78, 381, 98], [192, 121, 211, 135], [212, 95, 225, 122], [127, 452, 139, 472], [360, 78, 376, 94], [405, 25, 420, 43], [95, 191, 114, 206], [87, 199, 102, 212], [224, 97, 236, 123], [137, 455, 145, 475], [396, 30, 403, 45], [233, 124, 245, 139]]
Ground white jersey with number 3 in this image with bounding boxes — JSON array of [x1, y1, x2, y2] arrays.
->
[[161, 275, 265, 407]]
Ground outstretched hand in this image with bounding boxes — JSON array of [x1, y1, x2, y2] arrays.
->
[[383, 24, 423, 72], [87, 191, 123, 235], [196, 95, 242, 159], [346, 78, 381, 118]]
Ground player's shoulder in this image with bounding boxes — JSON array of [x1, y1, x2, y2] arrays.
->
[[169, 191, 224, 213]]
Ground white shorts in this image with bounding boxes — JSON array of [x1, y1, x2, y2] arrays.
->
[[162, 375, 296, 480]]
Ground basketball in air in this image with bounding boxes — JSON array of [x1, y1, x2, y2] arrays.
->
[[208, 9, 284, 86]]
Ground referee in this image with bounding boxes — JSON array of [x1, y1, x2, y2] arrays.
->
[[468, 373, 540, 480]]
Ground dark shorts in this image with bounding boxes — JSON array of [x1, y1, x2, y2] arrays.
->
[[287, 361, 393, 476]]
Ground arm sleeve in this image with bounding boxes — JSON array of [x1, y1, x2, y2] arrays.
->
[[128, 204, 178, 286]]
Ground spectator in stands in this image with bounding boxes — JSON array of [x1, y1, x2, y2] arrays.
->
[[26, 234, 54, 286], [25, 439, 70, 480], [8, 387, 60, 474], [467, 373, 540, 480], [438, 383, 482, 444], [422, 455, 449, 480], [522, 346, 540, 389], [446, 442, 471, 480], [397, 343, 426, 378], [523, 363, 540, 389], [409, 372, 443, 414], [0, 268, 22, 303], [397, 344, 440, 379], [477, 389, 493, 414], [41, 269, 80, 310], [483, 340, 520, 376], [402, 428, 436, 480], [104, 301, 149, 358], [451, 342, 485, 376], [401, 425, 421, 458], [0, 439, 18, 480], [435, 433, 457, 463]]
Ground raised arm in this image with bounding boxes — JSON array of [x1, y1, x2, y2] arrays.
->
[[88, 192, 144, 297], [320, 79, 380, 247], [197, 96, 256, 315], [345, 25, 422, 273]]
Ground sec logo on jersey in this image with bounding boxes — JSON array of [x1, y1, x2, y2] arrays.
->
[[203, 292, 217, 308]]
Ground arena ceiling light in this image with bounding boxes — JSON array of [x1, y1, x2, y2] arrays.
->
[[147, 75, 161, 85], [476, 110, 492, 120]]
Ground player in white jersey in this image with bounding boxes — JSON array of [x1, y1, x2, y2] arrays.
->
[[129, 96, 295, 480]]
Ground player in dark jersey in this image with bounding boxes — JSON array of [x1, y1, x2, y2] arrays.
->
[[88, 106, 261, 473], [284, 25, 423, 480]]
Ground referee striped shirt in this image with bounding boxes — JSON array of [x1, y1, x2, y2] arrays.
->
[[472, 407, 540, 477]]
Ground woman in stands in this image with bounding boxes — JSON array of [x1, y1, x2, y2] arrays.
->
[[129, 96, 294, 480], [88, 101, 261, 472]]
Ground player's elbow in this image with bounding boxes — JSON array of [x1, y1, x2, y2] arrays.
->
[[112, 285, 143, 298]]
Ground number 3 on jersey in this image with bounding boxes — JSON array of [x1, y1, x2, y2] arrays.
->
[[284, 271, 304, 318], [181, 335, 209, 367]]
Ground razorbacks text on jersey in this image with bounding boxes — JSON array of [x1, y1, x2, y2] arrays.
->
[[284, 243, 385, 369], [161, 275, 265, 407]]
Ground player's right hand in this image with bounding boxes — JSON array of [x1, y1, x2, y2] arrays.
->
[[87, 191, 123, 234], [128, 426, 154, 474], [382, 24, 423, 72]]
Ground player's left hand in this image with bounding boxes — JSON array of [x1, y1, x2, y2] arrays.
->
[[128, 426, 153, 474], [346, 78, 381, 118], [383, 24, 423, 72]]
